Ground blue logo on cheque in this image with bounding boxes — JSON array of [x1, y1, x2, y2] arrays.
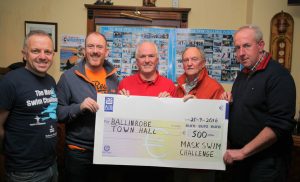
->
[[104, 145, 110, 152], [104, 97, 114, 112]]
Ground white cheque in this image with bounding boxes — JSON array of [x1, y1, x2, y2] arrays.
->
[[94, 94, 228, 170]]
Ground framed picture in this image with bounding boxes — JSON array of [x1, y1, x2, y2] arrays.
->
[[25, 21, 58, 52]]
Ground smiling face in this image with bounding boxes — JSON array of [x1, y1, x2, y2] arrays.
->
[[182, 47, 206, 80], [84, 33, 109, 71], [23, 34, 54, 76], [234, 28, 265, 69], [136, 42, 159, 79]]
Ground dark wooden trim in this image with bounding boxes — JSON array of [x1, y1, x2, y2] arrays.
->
[[84, 4, 191, 12], [85, 4, 191, 34]]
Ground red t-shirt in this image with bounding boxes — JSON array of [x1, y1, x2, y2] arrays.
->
[[118, 72, 176, 97]]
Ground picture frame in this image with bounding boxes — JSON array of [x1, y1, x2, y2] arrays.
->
[[25, 21, 58, 52]]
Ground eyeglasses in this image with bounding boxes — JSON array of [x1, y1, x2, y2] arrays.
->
[[182, 57, 202, 63]]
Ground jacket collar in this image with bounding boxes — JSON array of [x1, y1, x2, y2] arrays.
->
[[177, 67, 209, 86], [242, 51, 271, 74], [74, 58, 117, 82]]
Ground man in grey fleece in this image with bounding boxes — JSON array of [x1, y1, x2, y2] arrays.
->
[[56, 32, 119, 182]]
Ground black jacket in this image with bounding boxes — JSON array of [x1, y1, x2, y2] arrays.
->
[[229, 59, 296, 158]]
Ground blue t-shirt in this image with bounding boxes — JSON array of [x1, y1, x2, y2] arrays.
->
[[0, 67, 58, 172]]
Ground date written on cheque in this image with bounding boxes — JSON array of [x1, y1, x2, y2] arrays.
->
[[185, 117, 219, 123]]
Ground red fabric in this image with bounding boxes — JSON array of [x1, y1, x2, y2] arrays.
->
[[118, 72, 176, 96], [175, 68, 224, 99], [242, 52, 271, 74]]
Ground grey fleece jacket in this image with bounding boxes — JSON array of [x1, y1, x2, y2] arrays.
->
[[56, 59, 119, 150]]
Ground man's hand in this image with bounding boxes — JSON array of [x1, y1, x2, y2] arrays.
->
[[80, 97, 99, 113], [183, 94, 196, 102], [119, 89, 130, 96], [223, 149, 246, 164], [158, 91, 171, 98], [220, 92, 233, 102]]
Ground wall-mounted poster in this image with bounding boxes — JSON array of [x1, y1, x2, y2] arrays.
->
[[60, 34, 85, 71], [100, 26, 174, 80], [175, 29, 239, 82], [99, 26, 240, 83]]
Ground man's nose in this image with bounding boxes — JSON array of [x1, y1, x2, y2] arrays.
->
[[238, 47, 246, 55], [188, 59, 194, 64], [185, 59, 194, 65], [144, 56, 151, 62], [92, 46, 98, 52], [38, 52, 47, 59]]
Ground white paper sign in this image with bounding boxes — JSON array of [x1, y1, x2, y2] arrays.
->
[[94, 94, 228, 170]]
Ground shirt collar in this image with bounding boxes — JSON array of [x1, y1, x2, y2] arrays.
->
[[242, 51, 271, 74], [137, 71, 160, 85]]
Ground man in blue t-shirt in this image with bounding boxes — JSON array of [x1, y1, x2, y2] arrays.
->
[[0, 30, 58, 182]]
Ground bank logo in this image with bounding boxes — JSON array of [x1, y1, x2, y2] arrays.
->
[[103, 145, 111, 152], [104, 97, 114, 112]]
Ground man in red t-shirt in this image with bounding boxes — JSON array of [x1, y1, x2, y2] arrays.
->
[[118, 41, 175, 182], [118, 41, 175, 97]]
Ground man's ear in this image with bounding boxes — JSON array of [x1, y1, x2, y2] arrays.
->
[[21, 49, 27, 61], [105, 49, 110, 58], [201, 59, 206, 69], [82, 48, 86, 56], [258, 40, 265, 52]]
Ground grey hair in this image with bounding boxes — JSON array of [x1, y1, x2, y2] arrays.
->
[[182, 46, 206, 61], [234, 24, 263, 43], [23, 30, 53, 50], [135, 41, 158, 58]]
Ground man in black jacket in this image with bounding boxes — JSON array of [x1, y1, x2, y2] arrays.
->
[[220, 25, 296, 182]]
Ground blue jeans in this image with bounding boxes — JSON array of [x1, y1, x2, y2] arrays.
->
[[6, 162, 58, 182], [64, 147, 107, 182]]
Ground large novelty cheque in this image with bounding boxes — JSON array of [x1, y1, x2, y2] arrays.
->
[[94, 94, 229, 170]]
